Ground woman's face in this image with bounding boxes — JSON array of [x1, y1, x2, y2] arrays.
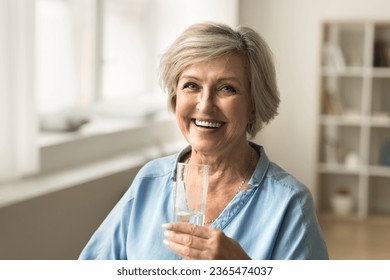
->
[[175, 54, 253, 156]]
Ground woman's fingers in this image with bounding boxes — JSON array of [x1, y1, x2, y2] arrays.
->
[[163, 222, 210, 253], [163, 238, 203, 260], [162, 222, 211, 238], [162, 222, 233, 259], [164, 227, 209, 250]]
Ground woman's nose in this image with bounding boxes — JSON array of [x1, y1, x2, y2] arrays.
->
[[196, 89, 215, 113]]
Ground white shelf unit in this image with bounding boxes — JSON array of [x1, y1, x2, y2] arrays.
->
[[317, 21, 390, 219]]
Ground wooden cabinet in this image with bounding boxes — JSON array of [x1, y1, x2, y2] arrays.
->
[[317, 21, 390, 218]]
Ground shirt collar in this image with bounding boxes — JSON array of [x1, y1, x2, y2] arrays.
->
[[248, 142, 270, 189], [170, 142, 270, 189], [171, 145, 192, 181]]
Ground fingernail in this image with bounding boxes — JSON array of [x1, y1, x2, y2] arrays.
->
[[163, 239, 170, 247], [162, 223, 172, 229], [163, 230, 170, 238]]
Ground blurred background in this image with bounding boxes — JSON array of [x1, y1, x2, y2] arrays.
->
[[1, 0, 390, 259]]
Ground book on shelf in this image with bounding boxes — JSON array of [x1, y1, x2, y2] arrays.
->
[[374, 40, 390, 67], [381, 141, 390, 166]]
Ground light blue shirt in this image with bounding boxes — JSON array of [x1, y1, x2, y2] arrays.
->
[[79, 142, 328, 260]]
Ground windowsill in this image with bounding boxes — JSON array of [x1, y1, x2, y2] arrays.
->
[[0, 114, 186, 208], [38, 91, 171, 148], [38, 110, 172, 148], [0, 138, 185, 209]]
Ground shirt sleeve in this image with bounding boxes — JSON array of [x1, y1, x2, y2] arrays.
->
[[78, 193, 133, 260], [271, 186, 329, 260]]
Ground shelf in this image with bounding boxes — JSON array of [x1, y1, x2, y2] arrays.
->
[[324, 67, 390, 78], [318, 163, 360, 175], [371, 67, 390, 77], [319, 163, 390, 177], [320, 115, 362, 126], [320, 115, 390, 127], [322, 66, 365, 77], [317, 21, 390, 219], [369, 116, 390, 127], [369, 165, 390, 177], [318, 211, 390, 223]]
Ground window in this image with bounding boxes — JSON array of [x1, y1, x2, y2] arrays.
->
[[100, 0, 154, 100], [35, 0, 238, 120], [35, 0, 158, 118], [95, 0, 165, 119], [36, 0, 99, 114]]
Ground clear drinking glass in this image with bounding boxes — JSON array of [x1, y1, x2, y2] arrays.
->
[[174, 162, 209, 225]]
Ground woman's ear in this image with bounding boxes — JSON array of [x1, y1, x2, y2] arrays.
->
[[249, 107, 255, 121], [170, 94, 177, 112]]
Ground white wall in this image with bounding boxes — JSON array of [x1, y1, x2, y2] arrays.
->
[[154, 0, 238, 51], [150, 0, 239, 92], [239, 0, 390, 202]]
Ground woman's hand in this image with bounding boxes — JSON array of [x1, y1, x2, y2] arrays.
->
[[162, 222, 251, 260]]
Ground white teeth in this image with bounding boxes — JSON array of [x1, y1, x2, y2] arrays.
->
[[195, 120, 222, 128]]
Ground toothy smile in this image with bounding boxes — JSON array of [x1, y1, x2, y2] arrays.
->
[[193, 119, 224, 128]]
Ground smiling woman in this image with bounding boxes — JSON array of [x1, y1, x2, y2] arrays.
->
[[79, 22, 329, 260], [175, 55, 253, 159]]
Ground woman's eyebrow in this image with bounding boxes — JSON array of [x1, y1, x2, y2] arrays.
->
[[180, 75, 242, 84]]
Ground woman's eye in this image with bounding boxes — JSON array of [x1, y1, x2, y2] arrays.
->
[[182, 82, 199, 90], [220, 85, 237, 93]]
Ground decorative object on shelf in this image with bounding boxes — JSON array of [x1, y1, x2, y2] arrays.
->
[[323, 125, 342, 164], [323, 90, 344, 115], [322, 76, 344, 115], [323, 42, 346, 69], [344, 152, 359, 170], [381, 141, 390, 166], [331, 187, 354, 217]]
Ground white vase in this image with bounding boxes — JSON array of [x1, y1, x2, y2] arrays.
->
[[331, 194, 353, 217]]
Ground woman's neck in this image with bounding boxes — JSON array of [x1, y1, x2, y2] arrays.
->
[[187, 142, 257, 192]]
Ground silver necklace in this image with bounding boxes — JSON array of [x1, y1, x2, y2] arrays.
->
[[204, 149, 255, 225]]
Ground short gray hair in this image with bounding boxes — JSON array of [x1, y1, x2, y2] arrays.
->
[[160, 22, 280, 138]]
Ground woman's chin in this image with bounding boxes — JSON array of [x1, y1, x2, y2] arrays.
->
[[188, 139, 221, 154]]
